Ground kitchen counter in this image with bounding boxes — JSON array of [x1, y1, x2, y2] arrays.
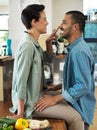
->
[[0, 56, 14, 101], [0, 56, 14, 66]]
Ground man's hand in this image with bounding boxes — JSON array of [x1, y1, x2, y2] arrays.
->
[[34, 94, 64, 112], [34, 95, 57, 112]]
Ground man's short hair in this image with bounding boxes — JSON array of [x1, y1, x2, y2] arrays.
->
[[66, 10, 85, 32]]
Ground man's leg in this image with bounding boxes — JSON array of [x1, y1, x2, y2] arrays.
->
[[33, 101, 84, 130], [84, 123, 89, 130]]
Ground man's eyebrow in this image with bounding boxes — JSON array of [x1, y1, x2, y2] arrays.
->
[[62, 19, 66, 23]]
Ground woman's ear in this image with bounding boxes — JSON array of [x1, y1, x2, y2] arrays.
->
[[31, 19, 36, 27]]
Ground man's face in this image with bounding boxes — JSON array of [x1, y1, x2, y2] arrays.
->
[[60, 14, 75, 40], [35, 10, 48, 34]]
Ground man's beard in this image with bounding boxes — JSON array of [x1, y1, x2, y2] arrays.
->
[[62, 33, 70, 40]]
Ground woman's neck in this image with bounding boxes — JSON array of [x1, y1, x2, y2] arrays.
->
[[28, 28, 40, 41]]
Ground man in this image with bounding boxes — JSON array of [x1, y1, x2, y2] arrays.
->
[[8, 4, 57, 119], [34, 11, 96, 130]]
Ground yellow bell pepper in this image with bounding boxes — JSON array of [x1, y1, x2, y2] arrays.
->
[[15, 118, 29, 130]]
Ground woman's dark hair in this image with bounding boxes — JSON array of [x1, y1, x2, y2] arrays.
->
[[66, 11, 85, 32], [21, 4, 45, 29]]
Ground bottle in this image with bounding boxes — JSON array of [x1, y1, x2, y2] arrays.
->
[[64, 39, 69, 54], [57, 36, 64, 54], [52, 40, 59, 55], [1, 45, 7, 56], [6, 39, 12, 55]]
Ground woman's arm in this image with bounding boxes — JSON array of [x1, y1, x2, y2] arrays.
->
[[46, 27, 59, 54]]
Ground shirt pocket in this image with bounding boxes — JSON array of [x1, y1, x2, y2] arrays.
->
[[33, 53, 42, 74]]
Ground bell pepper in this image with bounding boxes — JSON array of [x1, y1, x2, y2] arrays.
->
[[15, 118, 28, 130]]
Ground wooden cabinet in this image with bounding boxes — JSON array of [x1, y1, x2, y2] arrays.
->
[[90, 87, 97, 130], [84, 22, 97, 62], [51, 54, 66, 84], [0, 56, 14, 101], [56, 54, 66, 59]]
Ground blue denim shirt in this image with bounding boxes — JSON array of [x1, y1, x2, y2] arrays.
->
[[62, 36, 96, 125]]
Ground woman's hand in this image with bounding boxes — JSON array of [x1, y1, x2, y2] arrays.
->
[[46, 27, 60, 43], [46, 26, 60, 54]]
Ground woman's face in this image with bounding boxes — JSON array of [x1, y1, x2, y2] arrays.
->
[[35, 10, 48, 34]]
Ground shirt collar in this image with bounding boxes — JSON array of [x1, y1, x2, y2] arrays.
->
[[24, 31, 40, 48], [67, 36, 83, 52]]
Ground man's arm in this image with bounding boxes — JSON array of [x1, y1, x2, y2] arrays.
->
[[47, 83, 62, 91], [34, 94, 65, 112]]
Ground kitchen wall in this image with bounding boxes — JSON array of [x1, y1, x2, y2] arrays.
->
[[0, 0, 8, 13], [9, 0, 24, 56], [0, 5, 8, 13], [8, 0, 83, 55], [0, 0, 8, 4], [52, 0, 83, 29]]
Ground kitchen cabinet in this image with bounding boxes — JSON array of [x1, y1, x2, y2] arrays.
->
[[84, 21, 97, 86], [90, 87, 97, 130], [0, 56, 13, 101], [84, 21, 97, 62], [51, 54, 66, 84], [56, 54, 66, 59]]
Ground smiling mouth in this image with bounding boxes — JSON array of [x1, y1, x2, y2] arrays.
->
[[60, 30, 64, 35]]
